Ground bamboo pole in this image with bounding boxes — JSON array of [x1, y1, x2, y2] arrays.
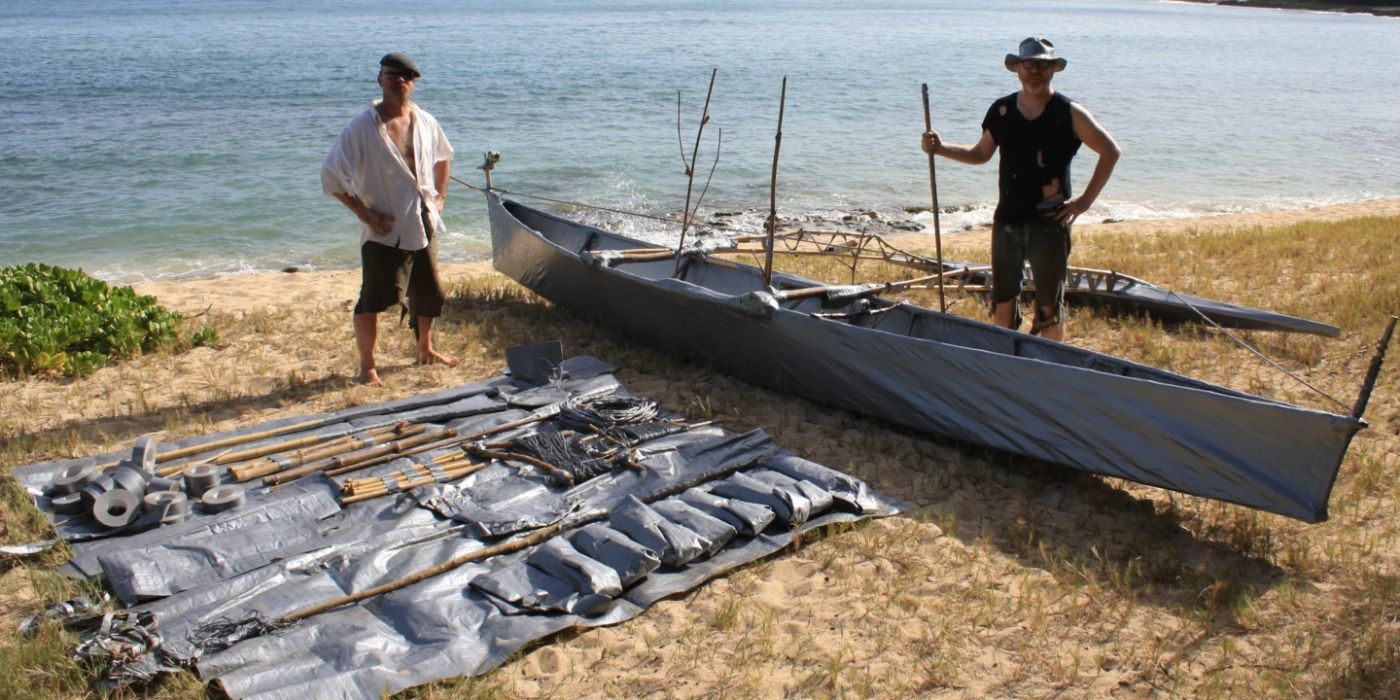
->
[[227, 423, 422, 482], [340, 460, 485, 505], [921, 83, 948, 313], [311, 412, 553, 481], [266, 427, 450, 485], [132, 418, 326, 477], [763, 77, 787, 288]]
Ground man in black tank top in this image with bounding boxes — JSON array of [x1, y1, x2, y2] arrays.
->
[[921, 37, 1120, 342]]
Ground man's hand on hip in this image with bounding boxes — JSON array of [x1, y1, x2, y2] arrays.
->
[[362, 210, 395, 236]]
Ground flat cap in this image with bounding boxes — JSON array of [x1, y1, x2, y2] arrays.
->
[[379, 52, 421, 78]]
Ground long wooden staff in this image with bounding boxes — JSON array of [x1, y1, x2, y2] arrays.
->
[[674, 68, 718, 277], [763, 77, 787, 287], [921, 83, 948, 313]]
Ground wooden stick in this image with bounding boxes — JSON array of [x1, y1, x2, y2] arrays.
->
[[464, 446, 574, 487], [922, 83, 947, 313], [267, 428, 448, 485], [227, 423, 422, 482], [763, 77, 787, 288], [1352, 314, 1398, 420], [139, 418, 326, 476], [343, 455, 469, 493], [674, 68, 718, 277], [280, 438, 772, 627], [314, 412, 554, 481], [283, 523, 564, 622], [340, 461, 485, 505]]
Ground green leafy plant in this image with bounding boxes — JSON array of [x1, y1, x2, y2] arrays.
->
[[0, 263, 214, 378]]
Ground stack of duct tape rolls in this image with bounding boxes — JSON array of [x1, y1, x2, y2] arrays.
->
[[45, 434, 245, 530]]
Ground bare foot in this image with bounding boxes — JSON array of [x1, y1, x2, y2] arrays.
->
[[416, 349, 459, 367], [358, 367, 382, 386]]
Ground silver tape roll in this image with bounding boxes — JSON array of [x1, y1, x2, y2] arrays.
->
[[183, 464, 221, 497], [50, 463, 98, 495], [93, 489, 142, 529], [145, 477, 182, 493], [80, 474, 116, 509], [51, 492, 85, 515], [160, 498, 193, 525], [201, 484, 245, 513], [111, 465, 151, 495], [142, 490, 187, 514], [131, 434, 161, 472]]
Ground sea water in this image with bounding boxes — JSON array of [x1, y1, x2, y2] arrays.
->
[[1, 0, 1397, 281]]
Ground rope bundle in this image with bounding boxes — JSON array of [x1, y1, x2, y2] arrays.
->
[[558, 395, 659, 432]]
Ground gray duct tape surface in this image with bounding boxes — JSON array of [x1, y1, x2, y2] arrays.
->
[[15, 355, 900, 699]]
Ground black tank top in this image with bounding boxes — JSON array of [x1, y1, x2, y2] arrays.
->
[[982, 91, 1082, 224]]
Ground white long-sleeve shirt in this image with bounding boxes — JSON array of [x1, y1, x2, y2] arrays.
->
[[321, 101, 454, 251]]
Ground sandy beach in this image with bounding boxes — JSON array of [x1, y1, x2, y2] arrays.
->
[[4, 197, 1398, 698], [133, 197, 1400, 315]]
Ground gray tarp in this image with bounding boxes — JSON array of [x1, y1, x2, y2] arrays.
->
[[16, 356, 900, 699], [489, 194, 1365, 523]]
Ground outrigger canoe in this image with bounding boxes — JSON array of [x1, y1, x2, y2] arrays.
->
[[489, 194, 1367, 522]]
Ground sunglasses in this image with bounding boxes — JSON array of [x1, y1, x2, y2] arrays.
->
[[381, 69, 417, 81], [1019, 59, 1054, 71]]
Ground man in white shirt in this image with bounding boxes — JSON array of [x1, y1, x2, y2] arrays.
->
[[322, 52, 456, 385]]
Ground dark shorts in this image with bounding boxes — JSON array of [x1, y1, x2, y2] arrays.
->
[[991, 218, 1071, 322], [354, 238, 445, 318]]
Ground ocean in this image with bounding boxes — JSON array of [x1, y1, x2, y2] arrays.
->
[[1, 0, 1397, 281]]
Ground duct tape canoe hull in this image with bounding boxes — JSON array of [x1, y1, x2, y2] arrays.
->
[[489, 194, 1364, 523]]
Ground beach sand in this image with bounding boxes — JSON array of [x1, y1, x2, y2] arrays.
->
[[133, 197, 1400, 315], [6, 197, 1399, 697]]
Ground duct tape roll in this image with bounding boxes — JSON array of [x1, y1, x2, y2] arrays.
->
[[80, 474, 116, 509], [145, 477, 182, 493], [201, 485, 245, 513], [49, 463, 98, 495], [142, 490, 187, 514], [131, 434, 161, 472], [111, 465, 151, 495], [160, 498, 193, 525], [183, 464, 221, 497], [93, 489, 141, 529], [51, 492, 85, 515]]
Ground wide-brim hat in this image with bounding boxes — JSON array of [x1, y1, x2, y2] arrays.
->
[[380, 52, 421, 78], [1004, 37, 1067, 72]]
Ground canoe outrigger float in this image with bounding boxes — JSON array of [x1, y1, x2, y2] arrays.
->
[[489, 192, 1392, 523]]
